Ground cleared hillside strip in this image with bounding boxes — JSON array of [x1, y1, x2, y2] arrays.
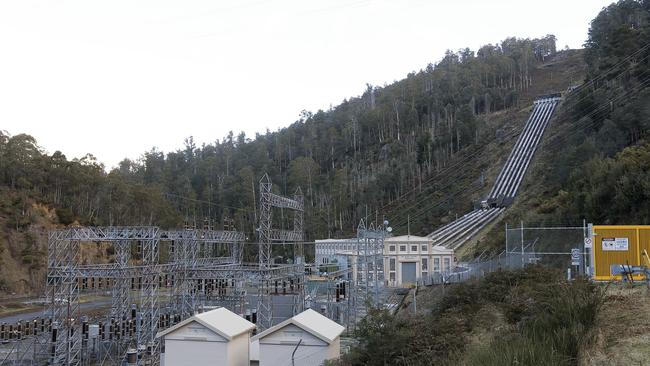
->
[[490, 97, 561, 201], [427, 96, 561, 249]]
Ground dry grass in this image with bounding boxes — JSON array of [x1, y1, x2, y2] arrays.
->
[[461, 302, 512, 352], [580, 284, 650, 366], [0, 302, 35, 317]]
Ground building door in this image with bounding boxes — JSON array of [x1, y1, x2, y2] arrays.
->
[[401, 262, 416, 285]]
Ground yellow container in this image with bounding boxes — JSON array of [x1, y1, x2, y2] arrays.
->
[[592, 225, 650, 281]]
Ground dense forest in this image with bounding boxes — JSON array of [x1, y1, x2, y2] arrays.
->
[[536, 0, 650, 224]]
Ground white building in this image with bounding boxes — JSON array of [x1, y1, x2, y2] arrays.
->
[[314, 235, 456, 287], [156, 307, 255, 366], [384, 235, 455, 286], [314, 238, 356, 266], [251, 308, 345, 366]]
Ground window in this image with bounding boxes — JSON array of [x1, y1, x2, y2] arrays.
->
[[399, 245, 406, 252], [389, 245, 396, 252], [411, 245, 418, 252], [389, 258, 396, 271], [390, 272, 396, 281], [444, 257, 450, 271], [421, 244, 428, 252], [433, 258, 440, 272], [421, 258, 428, 271]]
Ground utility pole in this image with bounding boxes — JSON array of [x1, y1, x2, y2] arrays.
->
[[505, 223, 509, 266]]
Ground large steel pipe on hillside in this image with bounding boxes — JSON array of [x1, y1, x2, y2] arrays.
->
[[495, 101, 553, 198], [506, 100, 559, 197], [448, 208, 504, 249], [492, 101, 551, 199], [431, 210, 487, 244], [488, 101, 544, 198], [439, 208, 500, 248], [428, 210, 483, 240]]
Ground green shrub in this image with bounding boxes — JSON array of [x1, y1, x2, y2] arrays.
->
[[338, 266, 604, 365], [56, 207, 75, 225]]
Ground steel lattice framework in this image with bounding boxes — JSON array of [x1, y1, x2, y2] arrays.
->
[[355, 220, 387, 307], [258, 174, 304, 268], [38, 174, 306, 365], [256, 174, 305, 330], [43, 226, 245, 366], [44, 227, 160, 366], [162, 229, 245, 319]]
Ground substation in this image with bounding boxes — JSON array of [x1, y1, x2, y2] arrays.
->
[[0, 174, 395, 366]]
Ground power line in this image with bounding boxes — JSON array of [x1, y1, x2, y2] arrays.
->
[[386, 47, 650, 230], [384, 44, 650, 215], [164, 192, 253, 213], [397, 69, 650, 230]]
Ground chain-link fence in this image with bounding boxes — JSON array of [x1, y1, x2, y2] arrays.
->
[[505, 224, 587, 273], [419, 224, 588, 286]]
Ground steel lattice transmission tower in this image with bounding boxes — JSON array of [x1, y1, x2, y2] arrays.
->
[[257, 173, 304, 268], [256, 173, 305, 330]]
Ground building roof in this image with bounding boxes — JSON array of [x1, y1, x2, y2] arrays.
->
[[431, 245, 453, 253], [251, 309, 344, 344], [385, 235, 431, 243], [315, 238, 356, 243], [156, 307, 255, 341]]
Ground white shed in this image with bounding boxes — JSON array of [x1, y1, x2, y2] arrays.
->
[[156, 307, 255, 366], [251, 309, 345, 366]]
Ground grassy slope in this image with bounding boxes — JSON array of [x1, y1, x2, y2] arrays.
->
[[369, 266, 602, 366], [581, 284, 650, 365]]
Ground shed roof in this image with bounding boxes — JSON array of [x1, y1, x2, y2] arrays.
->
[[156, 307, 255, 341], [251, 309, 344, 344]]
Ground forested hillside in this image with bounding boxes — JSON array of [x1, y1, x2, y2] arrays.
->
[[1, 35, 557, 235], [0, 33, 559, 294], [471, 0, 650, 256], [1, 0, 649, 295]]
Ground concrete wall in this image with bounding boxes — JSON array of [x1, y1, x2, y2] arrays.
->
[[259, 343, 334, 366], [227, 333, 251, 366], [258, 324, 336, 366], [164, 339, 227, 366], [326, 337, 341, 361], [385, 253, 454, 286], [165, 321, 227, 342], [260, 324, 326, 346], [162, 320, 251, 366]]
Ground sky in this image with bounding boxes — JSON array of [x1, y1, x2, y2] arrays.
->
[[0, 0, 614, 169]]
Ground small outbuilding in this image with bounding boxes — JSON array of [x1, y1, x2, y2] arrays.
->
[[251, 309, 345, 366], [156, 307, 255, 366]]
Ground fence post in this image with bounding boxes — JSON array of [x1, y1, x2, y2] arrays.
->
[[505, 223, 508, 260], [520, 221, 525, 268], [582, 219, 587, 277]]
